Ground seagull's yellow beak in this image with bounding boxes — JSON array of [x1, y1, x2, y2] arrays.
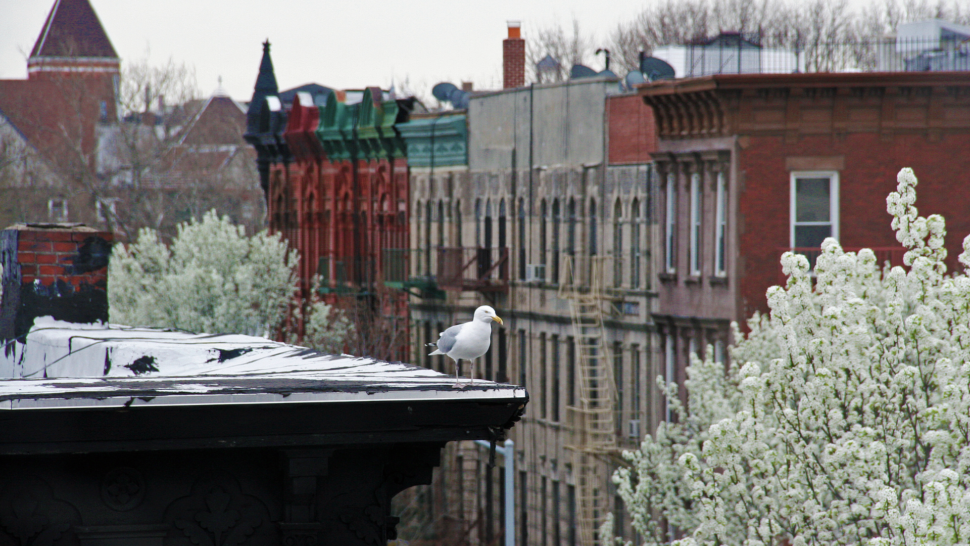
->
[[492, 316, 504, 325]]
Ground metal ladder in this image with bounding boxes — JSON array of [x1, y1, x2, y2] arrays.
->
[[559, 254, 617, 546]]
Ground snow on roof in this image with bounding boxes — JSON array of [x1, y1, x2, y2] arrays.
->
[[0, 317, 525, 410]]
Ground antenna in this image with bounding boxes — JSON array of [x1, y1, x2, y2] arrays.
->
[[595, 48, 611, 71]]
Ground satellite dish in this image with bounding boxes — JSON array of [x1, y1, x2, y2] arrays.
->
[[640, 57, 675, 81], [598, 69, 618, 79], [625, 71, 646, 88], [570, 64, 597, 79], [432, 82, 470, 110], [432, 82, 459, 102]]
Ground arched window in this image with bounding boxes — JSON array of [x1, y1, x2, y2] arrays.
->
[[589, 198, 598, 256], [484, 199, 493, 250], [552, 199, 561, 284], [631, 198, 641, 289], [613, 199, 623, 287], [475, 199, 482, 248], [454, 200, 463, 248], [437, 200, 445, 250], [498, 199, 507, 250]]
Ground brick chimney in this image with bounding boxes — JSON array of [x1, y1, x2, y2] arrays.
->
[[503, 21, 525, 89], [0, 224, 113, 342]]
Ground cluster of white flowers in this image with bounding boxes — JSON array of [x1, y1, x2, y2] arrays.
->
[[109, 210, 300, 337], [612, 168, 970, 546]]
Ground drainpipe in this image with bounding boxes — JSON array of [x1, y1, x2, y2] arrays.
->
[[475, 438, 515, 546]]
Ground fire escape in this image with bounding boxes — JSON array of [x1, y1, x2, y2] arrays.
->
[[559, 254, 618, 546]]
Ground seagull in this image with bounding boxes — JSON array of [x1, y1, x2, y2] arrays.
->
[[427, 305, 504, 388]]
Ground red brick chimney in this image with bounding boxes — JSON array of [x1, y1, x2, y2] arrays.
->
[[0, 224, 113, 341], [503, 21, 525, 89]]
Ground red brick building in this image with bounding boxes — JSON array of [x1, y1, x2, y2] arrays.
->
[[640, 71, 970, 395], [245, 44, 413, 359]]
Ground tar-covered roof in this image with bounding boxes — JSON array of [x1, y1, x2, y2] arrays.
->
[[0, 317, 525, 411]]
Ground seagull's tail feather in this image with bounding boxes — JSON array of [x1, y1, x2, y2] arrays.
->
[[428, 348, 445, 356]]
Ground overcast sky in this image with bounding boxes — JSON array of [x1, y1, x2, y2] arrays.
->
[[0, 0, 655, 102]]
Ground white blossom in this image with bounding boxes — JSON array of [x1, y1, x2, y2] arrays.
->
[[613, 168, 970, 546]]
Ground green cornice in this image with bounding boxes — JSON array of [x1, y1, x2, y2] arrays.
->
[[314, 89, 408, 162], [396, 114, 467, 168]]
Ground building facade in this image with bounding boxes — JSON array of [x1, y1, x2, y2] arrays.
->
[[398, 75, 659, 545], [641, 71, 970, 416]]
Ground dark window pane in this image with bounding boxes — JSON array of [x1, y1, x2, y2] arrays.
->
[[795, 178, 830, 222], [795, 225, 832, 249]]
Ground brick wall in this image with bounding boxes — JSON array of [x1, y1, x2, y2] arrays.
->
[[503, 38, 525, 89], [0, 224, 113, 340], [607, 94, 657, 164], [737, 132, 970, 319]]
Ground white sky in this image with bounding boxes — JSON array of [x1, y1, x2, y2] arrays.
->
[[0, 0, 653, 102]]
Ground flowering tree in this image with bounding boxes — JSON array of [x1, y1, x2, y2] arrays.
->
[[612, 168, 970, 546], [109, 211, 299, 337]]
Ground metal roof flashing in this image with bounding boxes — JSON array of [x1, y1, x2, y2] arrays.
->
[[0, 317, 526, 411]]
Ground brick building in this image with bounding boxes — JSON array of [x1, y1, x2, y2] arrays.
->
[[641, 71, 970, 413], [244, 43, 414, 360]]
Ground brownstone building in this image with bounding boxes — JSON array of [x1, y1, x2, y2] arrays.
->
[[641, 71, 970, 408]]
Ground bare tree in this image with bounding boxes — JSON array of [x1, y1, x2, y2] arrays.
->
[[526, 19, 596, 83]]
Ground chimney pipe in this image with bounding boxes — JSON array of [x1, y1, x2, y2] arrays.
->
[[503, 21, 525, 89]]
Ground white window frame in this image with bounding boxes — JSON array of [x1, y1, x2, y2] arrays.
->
[[96, 198, 118, 223], [48, 198, 68, 222], [689, 173, 701, 276], [714, 172, 728, 276], [665, 173, 676, 273], [790, 170, 840, 252]]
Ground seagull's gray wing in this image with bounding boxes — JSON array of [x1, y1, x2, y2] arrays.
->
[[437, 324, 464, 354]]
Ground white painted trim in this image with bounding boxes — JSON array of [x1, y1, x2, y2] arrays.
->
[[665, 173, 676, 273], [789, 170, 840, 248]]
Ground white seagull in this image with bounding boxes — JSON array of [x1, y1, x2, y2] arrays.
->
[[428, 305, 504, 388]]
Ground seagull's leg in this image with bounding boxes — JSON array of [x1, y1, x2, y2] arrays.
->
[[452, 358, 464, 389], [469, 360, 476, 386]]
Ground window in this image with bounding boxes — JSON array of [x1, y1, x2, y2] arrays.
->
[[498, 327, 508, 383], [715, 172, 727, 276], [714, 339, 726, 366], [631, 199, 641, 289], [437, 201, 445, 249], [552, 199, 561, 283], [665, 173, 676, 273], [567, 336, 576, 406], [455, 200, 463, 248], [552, 481, 561, 546], [631, 344, 641, 419], [96, 198, 117, 223], [475, 198, 482, 247], [519, 330, 528, 388], [613, 199, 623, 287], [425, 201, 433, 275], [567, 198, 577, 257], [568, 485, 577, 546], [589, 199, 598, 256], [791, 171, 839, 267], [551, 334, 560, 422], [540, 200, 548, 267], [539, 333, 547, 419], [48, 199, 68, 222], [520, 471, 530, 546], [689, 173, 701, 276]]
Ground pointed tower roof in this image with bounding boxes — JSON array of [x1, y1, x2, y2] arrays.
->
[[30, 0, 118, 59], [27, 0, 119, 77], [246, 40, 280, 136]]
